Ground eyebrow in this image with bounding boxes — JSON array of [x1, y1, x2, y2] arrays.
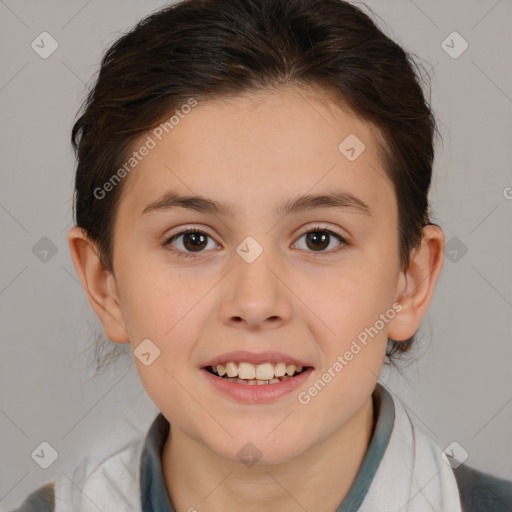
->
[[139, 190, 373, 219]]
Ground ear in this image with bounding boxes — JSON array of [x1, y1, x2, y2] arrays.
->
[[387, 225, 445, 342], [67, 226, 130, 344]]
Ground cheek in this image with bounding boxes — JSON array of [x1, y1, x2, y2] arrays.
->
[[120, 266, 219, 375], [119, 259, 207, 337], [309, 265, 395, 335], [123, 269, 210, 420]]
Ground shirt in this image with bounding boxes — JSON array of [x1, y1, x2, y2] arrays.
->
[[9, 382, 512, 511]]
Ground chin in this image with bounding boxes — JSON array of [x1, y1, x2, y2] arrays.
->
[[210, 435, 307, 467]]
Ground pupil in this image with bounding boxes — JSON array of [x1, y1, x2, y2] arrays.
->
[[307, 231, 329, 251], [184, 232, 207, 251]]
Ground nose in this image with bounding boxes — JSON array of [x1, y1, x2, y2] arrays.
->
[[219, 245, 293, 331]]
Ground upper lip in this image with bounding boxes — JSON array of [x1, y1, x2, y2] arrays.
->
[[202, 350, 313, 368]]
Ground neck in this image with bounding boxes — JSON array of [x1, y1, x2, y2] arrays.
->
[[162, 395, 375, 512]]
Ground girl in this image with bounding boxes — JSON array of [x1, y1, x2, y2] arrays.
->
[[12, 0, 512, 510]]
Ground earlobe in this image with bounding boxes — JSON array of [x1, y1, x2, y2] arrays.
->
[[387, 225, 445, 342], [67, 226, 130, 344]]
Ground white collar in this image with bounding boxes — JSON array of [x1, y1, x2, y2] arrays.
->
[[54, 382, 462, 512]]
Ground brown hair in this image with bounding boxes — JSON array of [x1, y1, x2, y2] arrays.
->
[[71, 0, 441, 372]]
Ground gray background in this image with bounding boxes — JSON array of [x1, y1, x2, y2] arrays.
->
[[1, 0, 511, 509]]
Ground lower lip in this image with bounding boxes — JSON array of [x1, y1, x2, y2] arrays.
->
[[200, 367, 314, 403]]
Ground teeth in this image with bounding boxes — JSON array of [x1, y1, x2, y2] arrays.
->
[[222, 375, 294, 385], [286, 364, 296, 376], [210, 361, 306, 381], [225, 362, 237, 377], [238, 362, 256, 380], [255, 363, 274, 380], [274, 362, 287, 377]]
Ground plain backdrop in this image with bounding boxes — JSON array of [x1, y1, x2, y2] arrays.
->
[[1, 0, 511, 509]]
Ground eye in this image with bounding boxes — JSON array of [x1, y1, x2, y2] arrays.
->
[[163, 225, 348, 259], [293, 225, 348, 254], [164, 228, 218, 259]]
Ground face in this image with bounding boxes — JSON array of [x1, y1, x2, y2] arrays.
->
[[106, 87, 404, 464]]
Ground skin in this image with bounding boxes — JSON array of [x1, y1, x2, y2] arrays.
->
[[68, 85, 444, 512]]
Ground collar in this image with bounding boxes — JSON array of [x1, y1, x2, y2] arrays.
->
[[139, 382, 395, 512]]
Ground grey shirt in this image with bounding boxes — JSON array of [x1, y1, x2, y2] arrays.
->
[[10, 383, 512, 511]]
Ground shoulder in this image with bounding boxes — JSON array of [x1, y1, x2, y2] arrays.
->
[[9, 439, 143, 512], [9, 482, 55, 512], [453, 464, 512, 512]]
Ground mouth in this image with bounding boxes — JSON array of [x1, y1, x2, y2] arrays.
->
[[203, 361, 311, 386]]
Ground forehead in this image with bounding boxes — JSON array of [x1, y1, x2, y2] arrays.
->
[[118, 86, 395, 224]]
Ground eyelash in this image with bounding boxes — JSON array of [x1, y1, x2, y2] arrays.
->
[[164, 226, 348, 259]]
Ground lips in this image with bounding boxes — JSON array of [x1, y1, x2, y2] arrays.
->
[[200, 365, 314, 403], [199, 350, 314, 402]]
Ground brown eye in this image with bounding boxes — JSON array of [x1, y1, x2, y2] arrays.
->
[[181, 232, 208, 252], [294, 227, 347, 254], [164, 229, 216, 258], [305, 231, 330, 251]]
